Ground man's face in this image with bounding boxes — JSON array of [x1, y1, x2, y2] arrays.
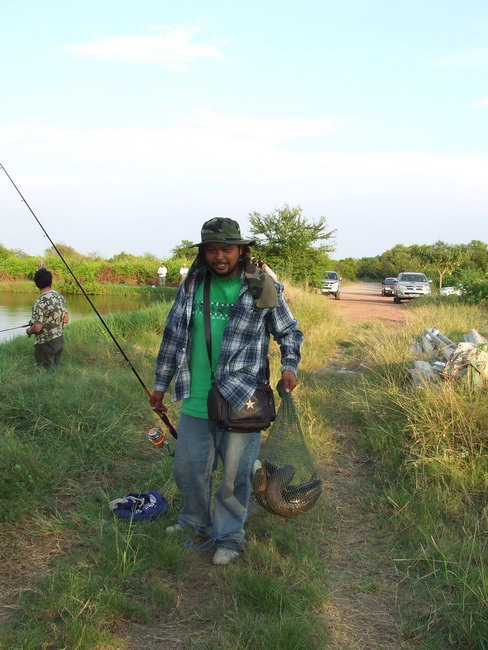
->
[[204, 243, 242, 277]]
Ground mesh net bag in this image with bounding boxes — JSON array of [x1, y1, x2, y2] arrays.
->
[[252, 389, 322, 518]]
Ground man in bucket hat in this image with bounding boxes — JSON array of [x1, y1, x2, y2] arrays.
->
[[151, 218, 303, 565]]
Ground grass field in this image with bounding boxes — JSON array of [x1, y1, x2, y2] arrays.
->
[[0, 289, 486, 648], [342, 301, 488, 648], [0, 286, 344, 649]]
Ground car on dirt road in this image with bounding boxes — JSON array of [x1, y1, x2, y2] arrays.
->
[[381, 277, 397, 296], [321, 271, 341, 300], [393, 272, 432, 303], [439, 284, 464, 296]]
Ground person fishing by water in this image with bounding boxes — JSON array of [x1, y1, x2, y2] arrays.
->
[[27, 268, 69, 369], [151, 217, 303, 565]]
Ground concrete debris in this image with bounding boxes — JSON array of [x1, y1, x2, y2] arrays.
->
[[421, 335, 436, 358], [432, 361, 446, 373], [409, 360, 438, 385], [410, 328, 488, 389], [423, 328, 456, 360], [411, 340, 424, 358], [463, 329, 488, 345]]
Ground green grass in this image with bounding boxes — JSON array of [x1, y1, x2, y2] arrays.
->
[[0, 280, 37, 293], [3, 287, 485, 647], [343, 302, 488, 647], [0, 302, 183, 648], [0, 287, 341, 649], [0, 279, 178, 297]]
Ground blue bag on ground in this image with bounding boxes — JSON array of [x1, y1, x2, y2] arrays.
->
[[109, 491, 168, 521]]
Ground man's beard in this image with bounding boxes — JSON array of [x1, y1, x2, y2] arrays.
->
[[208, 261, 240, 277]]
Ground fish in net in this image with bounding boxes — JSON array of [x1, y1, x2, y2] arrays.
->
[[252, 389, 322, 518]]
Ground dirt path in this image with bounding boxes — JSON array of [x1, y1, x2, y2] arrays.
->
[[320, 418, 410, 649], [330, 282, 406, 324], [320, 282, 411, 648], [129, 283, 412, 649]]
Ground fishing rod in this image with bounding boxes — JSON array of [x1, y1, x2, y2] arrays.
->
[[0, 324, 29, 333], [0, 163, 177, 440]]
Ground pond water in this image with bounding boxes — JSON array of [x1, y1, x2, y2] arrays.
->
[[0, 291, 166, 344]]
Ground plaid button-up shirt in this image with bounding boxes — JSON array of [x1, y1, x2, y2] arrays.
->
[[154, 268, 303, 411]]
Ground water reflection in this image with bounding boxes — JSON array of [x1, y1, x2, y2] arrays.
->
[[0, 291, 166, 343]]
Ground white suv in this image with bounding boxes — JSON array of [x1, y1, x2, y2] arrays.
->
[[394, 272, 431, 303], [321, 271, 341, 300]]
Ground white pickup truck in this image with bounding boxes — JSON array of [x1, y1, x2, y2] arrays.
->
[[394, 272, 432, 303], [321, 271, 341, 300]]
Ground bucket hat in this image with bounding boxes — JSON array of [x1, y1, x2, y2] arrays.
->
[[190, 217, 255, 247]]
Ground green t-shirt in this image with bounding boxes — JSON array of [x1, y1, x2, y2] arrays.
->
[[181, 273, 242, 419]]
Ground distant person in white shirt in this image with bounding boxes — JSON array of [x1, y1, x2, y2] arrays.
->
[[157, 263, 167, 287], [179, 264, 189, 283]]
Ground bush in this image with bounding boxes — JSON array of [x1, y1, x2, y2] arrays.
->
[[462, 279, 488, 304], [0, 245, 186, 291]]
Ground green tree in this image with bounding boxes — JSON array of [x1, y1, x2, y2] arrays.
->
[[356, 256, 383, 279], [44, 243, 82, 258], [170, 239, 195, 261], [109, 251, 137, 263], [379, 244, 421, 278], [424, 241, 465, 290], [462, 240, 488, 275], [336, 257, 358, 280], [248, 204, 335, 285]]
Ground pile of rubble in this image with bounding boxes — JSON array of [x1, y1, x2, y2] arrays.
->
[[410, 328, 488, 389]]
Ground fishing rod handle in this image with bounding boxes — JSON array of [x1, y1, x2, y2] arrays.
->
[[146, 388, 178, 439]]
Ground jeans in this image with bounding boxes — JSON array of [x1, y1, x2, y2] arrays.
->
[[173, 413, 261, 552]]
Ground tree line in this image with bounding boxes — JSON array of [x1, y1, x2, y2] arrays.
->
[[0, 204, 337, 291], [337, 240, 488, 289], [1, 206, 487, 300]]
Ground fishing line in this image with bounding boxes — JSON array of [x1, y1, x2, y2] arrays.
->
[[0, 163, 177, 439]]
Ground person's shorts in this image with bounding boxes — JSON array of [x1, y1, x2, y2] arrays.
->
[[34, 336, 64, 369]]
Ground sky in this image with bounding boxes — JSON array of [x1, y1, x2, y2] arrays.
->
[[1, 0, 487, 260]]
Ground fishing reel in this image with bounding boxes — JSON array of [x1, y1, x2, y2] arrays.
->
[[147, 427, 174, 456]]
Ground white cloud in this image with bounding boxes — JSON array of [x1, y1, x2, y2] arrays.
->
[[433, 46, 488, 68], [1, 113, 487, 190], [63, 26, 227, 70], [472, 96, 488, 108], [2, 113, 487, 258], [0, 111, 351, 184]]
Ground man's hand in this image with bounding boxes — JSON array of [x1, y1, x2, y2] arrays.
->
[[27, 321, 43, 337], [281, 370, 297, 393], [150, 390, 167, 415]]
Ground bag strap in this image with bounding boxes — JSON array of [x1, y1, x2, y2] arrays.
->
[[203, 271, 214, 383]]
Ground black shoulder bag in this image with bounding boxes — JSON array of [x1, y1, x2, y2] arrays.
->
[[204, 272, 276, 432]]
